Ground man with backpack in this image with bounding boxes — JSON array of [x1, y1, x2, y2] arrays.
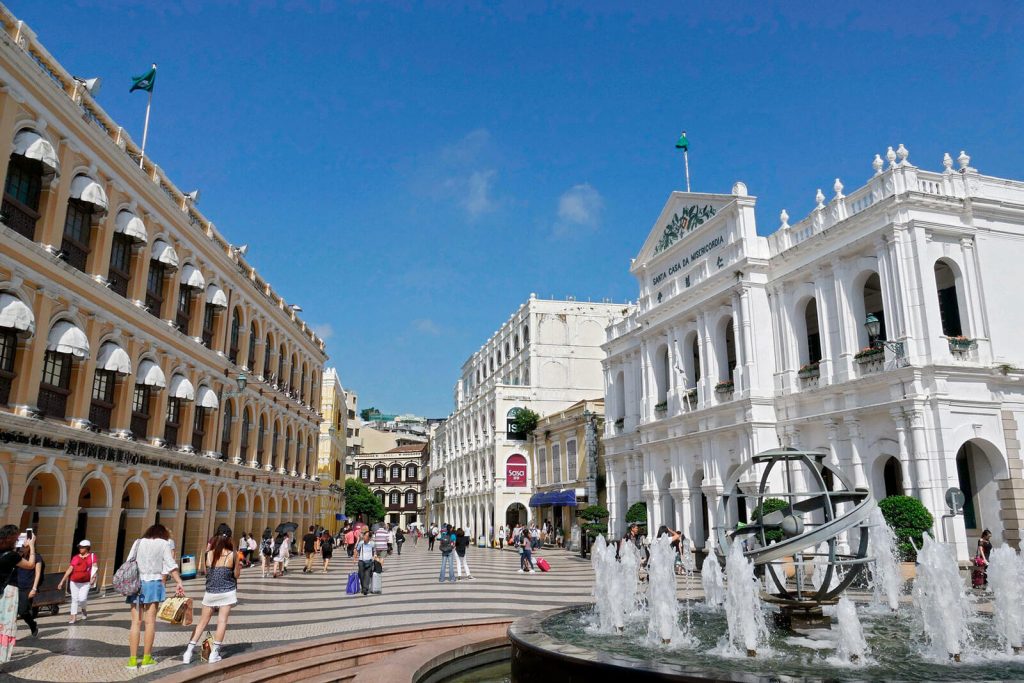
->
[[437, 525, 456, 583], [259, 534, 274, 578]]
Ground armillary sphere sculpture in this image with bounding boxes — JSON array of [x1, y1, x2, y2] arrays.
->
[[716, 448, 875, 607]]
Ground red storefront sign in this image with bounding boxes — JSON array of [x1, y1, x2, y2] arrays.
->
[[506, 453, 527, 487]]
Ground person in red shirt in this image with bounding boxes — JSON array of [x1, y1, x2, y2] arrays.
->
[[57, 540, 97, 624]]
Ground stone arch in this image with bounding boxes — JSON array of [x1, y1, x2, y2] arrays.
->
[[794, 294, 822, 367], [850, 268, 885, 349], [934, 257, 968, 338], [955, 437, 1008, 545], [540, 360, 566, 387], [20, 466, 66, 545], [713, 314, 737, 383], [78, 469, 111, 509], [654, 342, 670, 406]]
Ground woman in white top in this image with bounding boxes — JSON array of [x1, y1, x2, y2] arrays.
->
[[125, 524, 185, 670]]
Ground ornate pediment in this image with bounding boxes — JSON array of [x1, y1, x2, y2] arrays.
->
[[652, 203, 717, 256]]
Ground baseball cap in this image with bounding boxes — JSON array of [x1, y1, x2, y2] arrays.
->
[[79, 539, 91, 547]]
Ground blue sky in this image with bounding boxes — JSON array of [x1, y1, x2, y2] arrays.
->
[[18, 1, 1023, 417]]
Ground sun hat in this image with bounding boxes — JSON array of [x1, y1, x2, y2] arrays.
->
[[79, 539, 91, 547]]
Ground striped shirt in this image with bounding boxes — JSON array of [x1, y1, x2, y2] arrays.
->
[[373, 528, 390, 552]]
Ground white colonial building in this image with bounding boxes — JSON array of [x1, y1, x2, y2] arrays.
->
[[604, 145, 1024, 561], [433, 295, 626, 535]]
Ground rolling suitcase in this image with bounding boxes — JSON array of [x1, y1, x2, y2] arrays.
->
[[371, 571, 382, 594], [537, 557, 551, 572]]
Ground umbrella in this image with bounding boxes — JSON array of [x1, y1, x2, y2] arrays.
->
[[275, 522, 298, 535]]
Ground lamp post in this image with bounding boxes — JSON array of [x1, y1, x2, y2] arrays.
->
[[864, 314, 906, 367]]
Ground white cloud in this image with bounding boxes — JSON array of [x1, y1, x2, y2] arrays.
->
[[423, 129, 503, 220], [312, 323, 335, 340], [554, 183, 604, 237], [412, 318, 442, 336]]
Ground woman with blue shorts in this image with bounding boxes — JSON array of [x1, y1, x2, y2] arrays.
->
[[125, 524, 185, 669]]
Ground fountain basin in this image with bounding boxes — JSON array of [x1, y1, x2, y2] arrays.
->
[[509, 603, 1024, 682]]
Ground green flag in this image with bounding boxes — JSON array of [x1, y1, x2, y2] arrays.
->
[[675, 131, 689, 152], [130, 65, 156, 93]]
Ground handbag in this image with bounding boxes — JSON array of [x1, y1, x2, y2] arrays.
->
[[373, 559, 383, 574], [345, 572, 360, 595], [199, 631, 214, 662], [157, 596, 193, 625], [112, 540, 141, 597]]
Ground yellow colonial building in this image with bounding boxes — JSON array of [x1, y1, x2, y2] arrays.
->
[[0, 7, 327, 583], [315, 368, 347, 530]]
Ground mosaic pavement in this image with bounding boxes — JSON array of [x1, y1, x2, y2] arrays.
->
[[3, 540, 598, 682]]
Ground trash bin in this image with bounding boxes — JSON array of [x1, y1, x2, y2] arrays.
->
[[180, 554, 197, 580]]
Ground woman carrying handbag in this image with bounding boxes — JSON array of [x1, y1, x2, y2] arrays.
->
[[0, 526, 35, 666], [183, 527, 240, 664], [124, 524, 185, 670]]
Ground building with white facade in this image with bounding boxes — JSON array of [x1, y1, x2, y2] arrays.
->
[[603, 146, 1024, 561], [433, 295, 627, 535]]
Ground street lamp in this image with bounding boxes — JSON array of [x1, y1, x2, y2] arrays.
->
[[863, 314, 906, 367]]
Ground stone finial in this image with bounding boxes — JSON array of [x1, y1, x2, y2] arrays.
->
[[896, 143, 909, 165], [942, 152, 953, 172], [780, 209, 790, 229], [815, 189, 825, 209], [833, 178, 844, 198], [886, 146, 897, 168], [957, 150, 971, 170], [872, 154, 884, 175], [732, 181, 748, 196]]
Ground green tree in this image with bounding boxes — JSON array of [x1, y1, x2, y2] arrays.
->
[[578, 505, 609, 539], [751, 497, 790, 544], [879, 495, 934, 561], [344, 478, 385, 522], [508, 407, 540, 440], [625, 502, 648, 532]]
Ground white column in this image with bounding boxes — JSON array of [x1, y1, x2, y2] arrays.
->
[[959, 236, 983, 339], [831, 258, 857, 381], [844, 417, 867, 489], [730, 289, 746, 394], [812, 266, 835, 384]]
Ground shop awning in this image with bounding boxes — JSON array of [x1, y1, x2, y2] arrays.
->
[[150, 239, 179, 269], [12, 129, 59, 176], [114, 210, 147, 243], [46, 320, 89, 358], [136, 359, 166, 388], [528, 489, 578, 508], [196, 385, 219, 409], [180, 263, 205, 289], [69, 174, 108, 213], [96, 341, 131, 375], [205, 283, 227, 308], [169, 374, 195, 401], [0, 293, 34, 335]]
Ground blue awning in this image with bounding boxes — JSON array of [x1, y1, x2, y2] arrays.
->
[[528, 490, 578, 508]]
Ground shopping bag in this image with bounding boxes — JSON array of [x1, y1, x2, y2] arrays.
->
[[346, 572, 360, 595], [157, 596, 192, 625], [200, 632, 214, 662]]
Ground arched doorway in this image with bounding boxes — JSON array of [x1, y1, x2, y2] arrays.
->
[[234, 492, 248, 536], [506, 502, 527, 527], [882, 457, 904, 497], [156, 483, 177, 530], [182, 486, 203, 560], [214, 490, 231, 538], [956, 440, 1006, 545], [253, 494, 265, 536], [75, 473, 108, 555], [116, 480, 147, 567], [20, 471, 63, 546]]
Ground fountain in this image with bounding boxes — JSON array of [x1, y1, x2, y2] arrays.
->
[[723, 539, 768, 657], [913, 533, 971, 661], [987, 544, 1024, 653], [866, 506, 902, 611], [506, 448, 1024, 682]]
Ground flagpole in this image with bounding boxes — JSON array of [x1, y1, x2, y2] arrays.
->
[[139, 88, 152, 169], [683, 148, 691, 193]]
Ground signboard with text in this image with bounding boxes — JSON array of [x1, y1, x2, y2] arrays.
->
[[506, 453, 528, 487]]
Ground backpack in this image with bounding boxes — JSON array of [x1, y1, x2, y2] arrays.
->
[[261, 538, 273, 557], [112, 541, 141, 597], [438, 533, 453, 553]]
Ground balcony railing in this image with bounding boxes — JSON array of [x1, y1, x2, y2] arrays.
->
[[1, 198, 38, 241], [0, 371, 13, 406], [38, 386, 68, 419], [88, 401, 112, 431], [131, 413, 149, 440], [60, 238, 88, 273], [163, 423, 179, 448]]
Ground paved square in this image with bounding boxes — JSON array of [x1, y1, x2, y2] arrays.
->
[[5, 543, 596, 682]]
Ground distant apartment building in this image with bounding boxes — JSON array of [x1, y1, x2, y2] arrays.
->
[[352, 443, 427, 528], [432, 295, 627, 535]]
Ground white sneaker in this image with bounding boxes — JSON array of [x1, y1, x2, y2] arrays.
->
[[208, 650, 222, 664], [517, 569, 525, 573], [530, 569, 537, 573], [183, 645, 194, 664]]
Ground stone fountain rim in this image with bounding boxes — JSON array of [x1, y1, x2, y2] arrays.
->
[[509, 604, 813, 683]]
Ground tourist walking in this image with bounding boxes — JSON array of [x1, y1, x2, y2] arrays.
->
[[272, 532, 289, 578], [395, 527, 405, 556], [183, 527, 240, 664], [125, 524, 185, 669], [0, 526, 35, 666], [319, 531, 335, 572], [438, 525, 456, 583], [247, 533, 258, 567], [976, 528, 993, 587], [387, 524, 395, 555], [302, 526, 318, 573], [259, 530, 274, 578], [354, 530, 375, 595], [56, 539, 97, 624], [344, 526, 357, 558], [454, 528, 474, 580], [498, 525, 505, 550], [517, 532, 535, 573], [427, 524, 437, 551], [373, 524, 390, 560], [14, 537, 41, 638]]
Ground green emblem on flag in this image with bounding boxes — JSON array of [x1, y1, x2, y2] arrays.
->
[[130, 65, 156, 93], [675, 131, 689, 152]]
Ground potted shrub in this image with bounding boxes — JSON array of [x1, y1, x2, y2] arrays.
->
[[626, 502, 648, 534], [854, 347, 884, 363], [879, 495, 934, 579], [654, 400, 667, 413], [578, 504, 610, 557], [797, 361, 820, 378], [614, 417, 624, 430], [947, 335, 976, 351], [685, 388, 698, 401], [714, 380, 734, 394]]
